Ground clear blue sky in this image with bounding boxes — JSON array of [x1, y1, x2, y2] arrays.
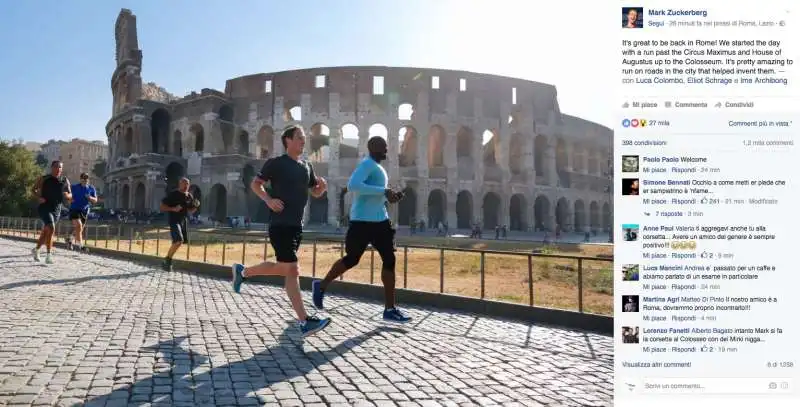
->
[[0, 0, 612, 144]]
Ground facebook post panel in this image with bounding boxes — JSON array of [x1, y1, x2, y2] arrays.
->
[[615, 0, 798, 406]]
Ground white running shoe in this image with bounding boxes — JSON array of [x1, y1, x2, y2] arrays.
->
[[32, 248, 40, 262], [45, 254, 54, 264]]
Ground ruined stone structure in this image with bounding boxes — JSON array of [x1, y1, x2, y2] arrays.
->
[[105, 9, 613, 233]]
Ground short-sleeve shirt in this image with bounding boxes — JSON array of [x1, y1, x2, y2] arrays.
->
[[70, 183, 97, 212], [40, 174, 70, 211], [257, 154, 317, 227], [161, 190, 197, 225]]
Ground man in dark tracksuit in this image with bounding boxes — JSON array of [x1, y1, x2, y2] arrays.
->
[[32, 160, 72, 264]]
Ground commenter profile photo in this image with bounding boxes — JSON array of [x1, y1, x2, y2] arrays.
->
[[622, 264, 639, 281], [622, 155, 639, 173], [622, 224, 639, 241], [623, 7, 644, 28], [622, 178, 639, 195], [622, 326, 640, 343], [622, 295, 640, 312]]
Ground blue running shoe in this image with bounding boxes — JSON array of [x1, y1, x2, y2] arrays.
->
[[231, 263, 245, 293], [383, 308, 412, 323], [312, 280, 324, 309], [300, 316, 331, 337]]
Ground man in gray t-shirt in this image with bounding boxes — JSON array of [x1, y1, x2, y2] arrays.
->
[[229, 125, 331, 337]]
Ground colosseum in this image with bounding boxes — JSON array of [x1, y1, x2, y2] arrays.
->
[[105, 9, 613, 237]]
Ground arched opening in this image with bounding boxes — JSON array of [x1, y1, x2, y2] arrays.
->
[[208, 184, 228, 222], [164, 162, 185, 193], [509, 194, 527, 231], [398, 103, 414, 121], [533, 195, 551, 231], [456, 191, 473, 229], [590, 201, 600, 230], [309, 123, 330, 161], [368, 123, 388, 140], [120, 184, 130, 209], [242, 164, 258, 218], [556, 197, 570, 231], [556, 138, 569, 172], [456, 126, 474, 158], [238, 131, 250, 155], [124, 127, 134, 156], [509, 133, 526, 175], [398, 126, 417, 167], [427, 189, 446, 227], [190, 123, 204, 153], [572, 145, 586, 173], [427, 125, 446, 167], [257, 125, 274, 159], [189, 185, 202, 213], [602, 202, 612, 231], [573, 200, 586, 231], [310, 195, 328, 224], [588, 152, 600, 174], [218, 105, 234, 153], [482, 129, 499, 166], [339, 123, 360, 158], [398, 187, 417, 226], [534, 135, 548, 177], [134, 183, 146, 211], [286, 106, 301, 122], [172, 130, 183, 156], [482, 192, 501, 229], [150, 109, 171, 154]]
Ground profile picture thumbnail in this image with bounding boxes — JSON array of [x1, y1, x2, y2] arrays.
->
[[622, 155, 639, 173], [622, 295, 640, 312], [622, 326, 640, 343], [622, 264, 639, 281], [622, 224, 639, 241], [622, 178, 639, 195], [623, 7, 644, 28]]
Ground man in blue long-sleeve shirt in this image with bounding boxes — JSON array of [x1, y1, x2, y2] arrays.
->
[[312, 136, 412, 322]]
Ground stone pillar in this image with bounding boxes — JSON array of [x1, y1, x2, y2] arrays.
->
[[329, 126, 341, 181], [327, 185, 339, 226], [202, 112, 221, 154], [546, 198, 556, 232], [387, 126, 400, 184], [133, 114, 151, 154], [523, 136, 535, 183], [546, 137, 558, 187], [416, 184, 428, 228], [357, 128, 368, 158], [416, 129, 429, 179]]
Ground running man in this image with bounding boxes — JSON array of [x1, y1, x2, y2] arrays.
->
[[159, 177, 199, 271], [68, 172, 98, 252], [230, 125, 331, 337], [32, 161, 72, 264], [311, 136, 411, 323]]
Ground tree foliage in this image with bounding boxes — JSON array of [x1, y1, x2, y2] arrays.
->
[[0, 141, 43, 216], [35, 153, 49, 169], [92, 159, 107, 179]]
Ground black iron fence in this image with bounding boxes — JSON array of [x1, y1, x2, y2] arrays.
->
[[0, 217, 614, 316]]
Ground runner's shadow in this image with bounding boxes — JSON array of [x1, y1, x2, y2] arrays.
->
[[84, 325, 406, 406], [0, 270, 153, 290]]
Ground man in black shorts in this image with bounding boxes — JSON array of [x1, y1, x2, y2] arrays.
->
[[159, 177, 198, 271], [32, 161, 72, 264], [67, 172, 98, 252], [230, 125, 331, 337], [312, 136, 411, 322]]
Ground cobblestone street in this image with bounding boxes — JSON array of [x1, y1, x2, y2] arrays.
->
[[0, 238, 613, 406]]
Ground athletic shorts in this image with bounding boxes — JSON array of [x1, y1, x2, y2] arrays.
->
[[344, 220, 396, 265], [69, 209, 88, 224], [38, 205, 60, 227], [268, 225, 303, 263], [169, 220, 189, 244]]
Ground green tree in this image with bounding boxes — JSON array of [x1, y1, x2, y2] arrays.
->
[[0, 141, 43, 216], [35, 152, 49, 169]]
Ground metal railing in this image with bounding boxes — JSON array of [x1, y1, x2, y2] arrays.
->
[[0, 216, 613, 315]]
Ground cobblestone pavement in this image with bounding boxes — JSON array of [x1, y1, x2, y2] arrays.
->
[[0, 238, 613, 407]]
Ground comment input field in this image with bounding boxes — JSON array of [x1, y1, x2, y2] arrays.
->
[[633, 378, 793, 395]]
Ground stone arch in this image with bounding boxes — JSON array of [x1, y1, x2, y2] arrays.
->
[[134, 183, 146, 211], [556, 197, 570, 230], [482, 192, 501, 229], [164, 162, 185, 193], [509, 133, 526, 175], [368, 123, 388, 141], [257, 125, 274, 158], [310, 195, 328, 224], [456, 190, 473, 229], [602, 202, 612, 231], [120, 184, 130, 209], [533, 195, 551, 231], [339, 123, 360, 159], [509, 194, 527, 231], [309, 123, 331, 160], [150, 109, 170, 154], [456, 126, 473, 158], [398, 126, 417, 167], [217, 105, 234, 153], [172, 130, 183, 156], [427, 125, 446, 167], [190, 123, 204, 152], [398, 187, 417, 226], [427, 189, 447, 227], [238, 130, 249, 155], [534, 135, 548, 176], [573, 199, 586, 231], [589, 201, 600, 230], [208, 184, 228, 222], [482, 129, 499, 166], [189, 185, 202, 213], [124, 127, 134, 156], [555, 138, 569, 172], [398, 103, 414, 121]]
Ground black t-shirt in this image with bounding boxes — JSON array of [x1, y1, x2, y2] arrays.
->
[[257, 154, 317, 227], [162, 190, 196, 224], [39, 174, 70, 210]]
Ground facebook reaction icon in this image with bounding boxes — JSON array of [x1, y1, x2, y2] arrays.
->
[[622, 119, 631, 128]]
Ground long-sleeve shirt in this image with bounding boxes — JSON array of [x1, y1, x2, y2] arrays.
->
[[347, 157, 389, 222]]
